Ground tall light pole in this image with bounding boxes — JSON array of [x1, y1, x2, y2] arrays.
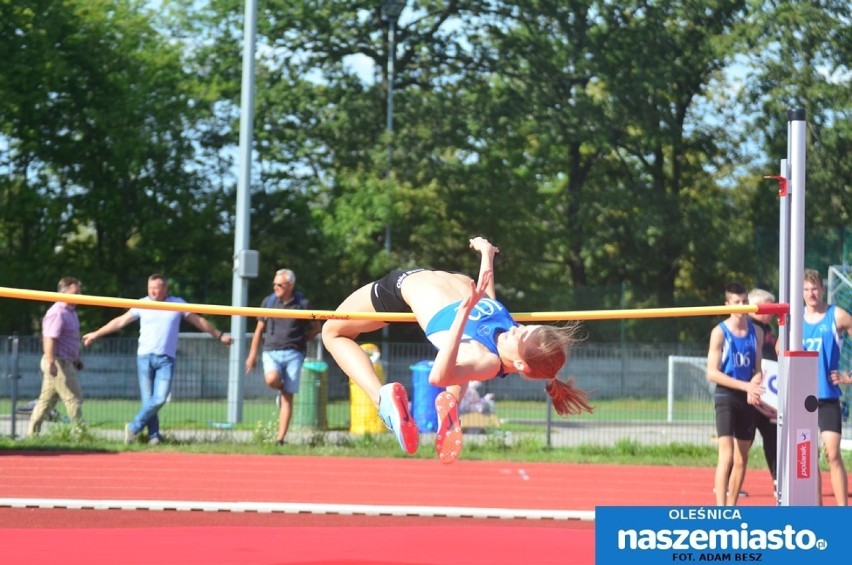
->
[[227, 0, 259, 424], [379, 1, 406, 348], [381, 0, 406, 258]]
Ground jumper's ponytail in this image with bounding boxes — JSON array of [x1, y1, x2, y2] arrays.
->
[[545, 377, 593, 416], [518, 324, 593, 415]]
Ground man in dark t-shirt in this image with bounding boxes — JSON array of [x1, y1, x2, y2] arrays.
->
[[245, 269, 321, 444]]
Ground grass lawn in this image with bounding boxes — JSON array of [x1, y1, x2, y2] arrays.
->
[[1, 396, 715, 432], [5, 396, 850, 471]]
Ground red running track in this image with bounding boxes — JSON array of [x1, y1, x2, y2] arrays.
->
[[0, 451, 782, 507], [0, 451, 813, 565]]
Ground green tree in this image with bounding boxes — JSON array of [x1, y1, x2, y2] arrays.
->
[[587, 1, 753, 308], [4, 0, 839, 346], [189, 0, 498, 309], [0, 0, 90, 330], [738, 0, 851, 274], [0, 0, 233, 333], [182, 0, 767, 344], [450, 2, 755, 322]]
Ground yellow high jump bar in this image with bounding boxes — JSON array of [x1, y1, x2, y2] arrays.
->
[[0, 286, 789, 323]]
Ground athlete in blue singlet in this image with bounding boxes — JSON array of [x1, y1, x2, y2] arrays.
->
[[804, 304, 843, 400], [424, 297, 517, 379], [716, 321, 759, 387], [322, 237, 592, 464], [802, 269, 852, 506], [706, 282, 764, 506]]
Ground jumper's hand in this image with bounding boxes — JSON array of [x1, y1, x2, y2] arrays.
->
[[462, 270, 492, 312], [469, 237, 499, 256]]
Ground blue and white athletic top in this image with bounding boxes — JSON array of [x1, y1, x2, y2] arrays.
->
[[424, 297, 517, 378], [715, 320, 758, 397], [803, 305, 842, 400]]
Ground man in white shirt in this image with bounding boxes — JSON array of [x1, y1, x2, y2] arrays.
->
[[83, 274, 233, 444]]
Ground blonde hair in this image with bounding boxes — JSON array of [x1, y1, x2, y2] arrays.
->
[[803, 268, 823, 288], [519, 324, 593, 416]]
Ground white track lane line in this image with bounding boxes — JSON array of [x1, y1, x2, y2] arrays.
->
[[0, 498, 595, 521]]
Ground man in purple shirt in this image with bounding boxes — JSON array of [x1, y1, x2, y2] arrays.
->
[[28, 277, 84, 436]]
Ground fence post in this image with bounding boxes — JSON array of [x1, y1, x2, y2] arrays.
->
[[7, 333, 21, 438], [545, 395, 553, 448]]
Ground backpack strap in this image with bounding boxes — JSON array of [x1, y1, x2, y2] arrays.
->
[[263, 293, 277, 309], [263, 291, 306, 310]]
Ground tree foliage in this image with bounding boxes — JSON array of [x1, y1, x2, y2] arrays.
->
[[0, 0, 232, 332], [1, 0, 848, 343]]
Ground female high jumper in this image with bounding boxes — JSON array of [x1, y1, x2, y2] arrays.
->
[[321, 236, 593, 463]]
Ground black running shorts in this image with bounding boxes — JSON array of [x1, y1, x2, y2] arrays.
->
[[714, 388, 757, 441], [369, 269, 426, 312]]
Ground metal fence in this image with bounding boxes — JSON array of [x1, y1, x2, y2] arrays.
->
[[829, 265, 852, 376], [3, 333, 731, 446]]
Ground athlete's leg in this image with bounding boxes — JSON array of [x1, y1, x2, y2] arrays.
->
[[821, 430, 847, 506], [727, 438, 752, 506], [714, 435, 734, 506], [321, 283, 389, 406]]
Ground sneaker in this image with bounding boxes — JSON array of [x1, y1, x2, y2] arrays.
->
[[124, 424, 137, 444], [435, 391, 463, 464], [148, 436, 161, 446], [378, 383, 419, 455]]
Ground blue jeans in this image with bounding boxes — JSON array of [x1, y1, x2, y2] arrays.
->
[[262, 349, 305, 394], [130, 354, 175, 438]]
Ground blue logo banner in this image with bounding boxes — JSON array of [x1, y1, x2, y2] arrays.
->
[[596, 506, 847, 564]]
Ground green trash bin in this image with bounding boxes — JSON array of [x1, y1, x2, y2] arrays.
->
[[292, 359, 328, 430]]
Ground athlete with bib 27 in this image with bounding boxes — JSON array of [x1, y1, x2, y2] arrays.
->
[[802, 269, 852, 506]]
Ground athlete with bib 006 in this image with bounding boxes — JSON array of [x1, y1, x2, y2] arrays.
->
[[706, 282, 765, 506]]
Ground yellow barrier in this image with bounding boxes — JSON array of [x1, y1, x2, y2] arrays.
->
[[0, 285, 770, 322], [349, 344, 386, 434]]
